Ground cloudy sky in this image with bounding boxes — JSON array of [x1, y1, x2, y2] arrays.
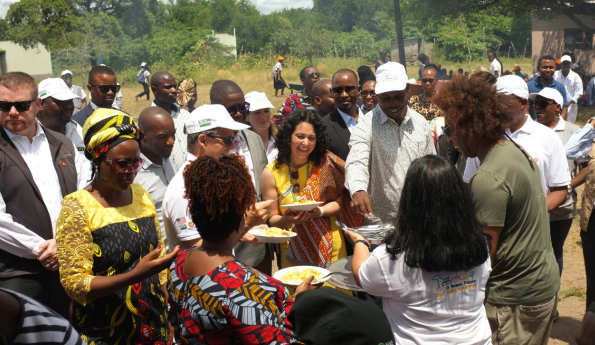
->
[[0, 0, 313, 18]]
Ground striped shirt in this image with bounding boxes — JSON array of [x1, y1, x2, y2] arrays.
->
[[1, 288, 85, 345]]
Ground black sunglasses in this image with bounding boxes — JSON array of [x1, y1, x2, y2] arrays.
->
[[533, 99, 556, 109], [421, 78, 436, 83], [441, 125, 452, 138], [206, 134, 235, 148], [360, 90, 377, 98], [0, 99, 37, 112], [331, 86, 357, 95], [91, 84, 121, 94], [225, 103, 250, 116], [306, 72, 321, 79]]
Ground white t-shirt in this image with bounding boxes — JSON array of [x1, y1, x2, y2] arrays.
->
[[464, 115, 571, 195], [489, 59, 502, 77], [272, 62, 282, 78], [162, 153, 201, 252], [359, 244, 492, 345]]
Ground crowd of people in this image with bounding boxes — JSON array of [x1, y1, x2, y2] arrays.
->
[[1, 49, 595, 345]]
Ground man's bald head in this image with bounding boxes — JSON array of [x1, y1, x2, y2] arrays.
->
[[138, 106, 176, 160], [150, 71, 174, 87], [150, 71, 178, 105], [311, 79, 332, 98], [311, 79, 335, 117]]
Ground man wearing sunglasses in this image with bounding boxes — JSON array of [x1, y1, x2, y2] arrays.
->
[[346, 62, 434, 225], [72, 65, 120, 126], [527, 55, 569, 121], [409, 64, 443, 122], [322, 69, 362, 162], [210, 80, 275, 274], [273, 66, 320, 125], [150, 71, 190, 173], [0, 72, 89, 319]]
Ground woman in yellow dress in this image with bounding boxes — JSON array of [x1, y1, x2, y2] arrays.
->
[[55, 109, 179, 344], [261, 109, 362, 291]]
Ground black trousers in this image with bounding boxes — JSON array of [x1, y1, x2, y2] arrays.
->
[[0, 269, 71, 319], [583, 215, 595, 310], [550, 219, 573, 276], [137, 83, 150, 100]]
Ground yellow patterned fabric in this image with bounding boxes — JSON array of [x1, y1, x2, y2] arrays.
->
[[56, 184, 168, 344], [82, 108, 140, 161]]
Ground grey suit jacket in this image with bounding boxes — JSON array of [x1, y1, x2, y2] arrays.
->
[[234, 129, 270, 271]]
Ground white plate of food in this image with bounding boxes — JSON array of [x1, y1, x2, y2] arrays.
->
[[281, 200, 323, 212], [248, 227, 297, 243], [273, 266, 331, 286]]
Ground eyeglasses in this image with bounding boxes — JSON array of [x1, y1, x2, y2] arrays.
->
[[306, 72, 321, 79], [0, 99, 37, 112], [421, 78, 436, 83], [290, 170, 301, 193], [225, 103, 250, 116], [441, 125, 452, 138], [206, 134, 235, 148], [331, 86, 357, 95], [104, 157, 144, 173], [360, 90, 377, 98], [91, 84, 121, 94], [533, 99, 556, 109]]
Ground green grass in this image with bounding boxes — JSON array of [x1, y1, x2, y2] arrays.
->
[[561, 286, 586, 299]]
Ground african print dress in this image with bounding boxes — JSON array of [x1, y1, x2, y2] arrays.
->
[[56, 184, 169, 345], [168, 250, 295, 344]]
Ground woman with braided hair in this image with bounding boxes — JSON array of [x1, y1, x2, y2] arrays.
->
[[168, 154, 315, 344], [55, 108, 179, 345]]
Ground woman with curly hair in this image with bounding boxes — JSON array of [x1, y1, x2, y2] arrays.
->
[[433, 75, 560, 345], [56, 109, 179, 345], [261, 109, 362, 290], [346, 155, 492, 344], [168, 154, 315, 344]]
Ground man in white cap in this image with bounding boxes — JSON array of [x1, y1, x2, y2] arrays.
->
[[346, 62, 434, 225], [60, 70, 87, 113], [464, 76, 570, 211], [162, 105, 268, 254], [244, 91, 278, 163], [135, 62, 151, 102], [37, 78, 92, 183], [554, 55, 583, 123]]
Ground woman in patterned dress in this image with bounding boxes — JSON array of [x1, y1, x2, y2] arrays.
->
[[261, 109, 362, 290], [168, 154, 315, 344], [56, 109, 179, 344]]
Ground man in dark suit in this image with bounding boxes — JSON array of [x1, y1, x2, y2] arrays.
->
[[72, 66, 118, 126], [210, 80, 274, 275], [322, 69, 363, 161]]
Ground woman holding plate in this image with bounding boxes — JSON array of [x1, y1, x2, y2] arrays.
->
[[261, 109, 362, 291]]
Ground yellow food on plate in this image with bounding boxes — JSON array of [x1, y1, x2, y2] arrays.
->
[[262, 228, 294, 237], [296, 199, 316, 204], [280, 268, 323, 283]]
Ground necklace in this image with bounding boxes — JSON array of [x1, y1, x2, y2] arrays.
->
[[289, 161, 310, 203], [190, 246, 235, 258]]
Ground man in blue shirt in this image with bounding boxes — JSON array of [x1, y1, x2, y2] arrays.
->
[[527, 55, 569, 120]]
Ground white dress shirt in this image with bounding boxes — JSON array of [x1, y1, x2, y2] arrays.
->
[[338, 107, 364, 133], [0, 122, 87, 258], [464, 115, 571, 196], [151, 102, 190, 172], [554, 69, 583, 123], [489, 59, 502, 77], [231, 131, 255, 185], [162, 153, 201, 253], [65, 120, 92, 185]]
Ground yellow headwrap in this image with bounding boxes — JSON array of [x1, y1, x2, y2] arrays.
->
[[82, 108, 140, 161]]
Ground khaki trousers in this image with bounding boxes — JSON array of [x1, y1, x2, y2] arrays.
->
[[485, 291, 558, 345]]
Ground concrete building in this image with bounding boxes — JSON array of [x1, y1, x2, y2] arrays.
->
[[0, 41, 52, 79], [211, 33, 237, 58], [532, 13, 595, 73], [391, 37, 434, 66]]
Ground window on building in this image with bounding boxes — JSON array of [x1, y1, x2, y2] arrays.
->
[[565, 29, 593, 50]]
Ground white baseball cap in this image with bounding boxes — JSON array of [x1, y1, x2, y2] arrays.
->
[[495, 75, 529, 99], [375, 62, 409, 94], [140, 62, 147, 67], [529, 88, 564, 106], [61, 70, 73, 77], [38, 78, 81, 101], [560, 55, 572, 63], [186, 104, 250, 134], [245, 91, 274, 112]]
